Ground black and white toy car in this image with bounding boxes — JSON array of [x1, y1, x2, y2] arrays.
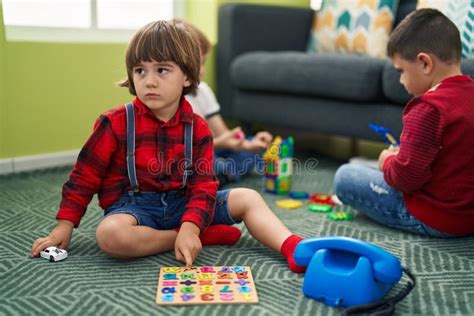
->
[[40, 247, 68, 262]]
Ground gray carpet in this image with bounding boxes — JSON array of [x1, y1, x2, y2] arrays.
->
[[0, 156, 473, 315]]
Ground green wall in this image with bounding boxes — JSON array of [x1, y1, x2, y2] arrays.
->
[[0, 0, 310, 159], [0, 3, 6, 158], [0, 5, 132, 159], [2, 41, 130, 157]]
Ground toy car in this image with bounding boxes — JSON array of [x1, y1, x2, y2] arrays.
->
[[40, 247, 68, 262]]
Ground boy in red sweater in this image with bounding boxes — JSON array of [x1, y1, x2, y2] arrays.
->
[[30, 20, 305, 271], [334, 9, 474, 237]]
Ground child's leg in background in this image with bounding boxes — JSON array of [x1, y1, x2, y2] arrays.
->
[[214, 147, 261, 184], [224, 188, 305, 272], [333, 163, 452, 238]]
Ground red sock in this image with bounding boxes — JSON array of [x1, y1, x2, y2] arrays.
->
[[280, 234, 306, 273], [175, 225, 241, 246]]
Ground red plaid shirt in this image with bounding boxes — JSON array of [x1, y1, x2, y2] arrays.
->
[[57, 97, 218, 231]]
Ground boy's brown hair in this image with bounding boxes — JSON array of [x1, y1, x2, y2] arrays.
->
[[119, 20, 201, 96], [388, 8, 461, 64]]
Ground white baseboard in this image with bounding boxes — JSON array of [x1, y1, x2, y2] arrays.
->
[[0, 159, 14, 174], [0, 150, 79, 175]]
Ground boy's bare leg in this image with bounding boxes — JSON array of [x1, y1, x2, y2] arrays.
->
[[227, 188, 305, 273], [227, 188, 293, 251], [96, 214, 177, 258]]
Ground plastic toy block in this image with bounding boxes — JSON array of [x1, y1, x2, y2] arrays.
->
[[327, 211, 353, 221], [265, 178, 276, 192], [263, 136, 294, 194], [279, 158, 292, 177], [276, 199, 303, 209], [288, 191, 310, 199], [265, 159, 277, 176], [310, 193, 336, 206], [308, 203, 333, 213], [277, 176, 291, 194]]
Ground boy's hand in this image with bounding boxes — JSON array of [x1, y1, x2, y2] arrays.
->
[[378, 148, 399, 171], [31, 219, 74, 257], [243, 131, 273, 152], [218, 127, 246, 150], [175, 222, 202, 268]]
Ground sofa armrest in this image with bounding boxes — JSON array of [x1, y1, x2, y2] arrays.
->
[[217, 4, 314, 116]]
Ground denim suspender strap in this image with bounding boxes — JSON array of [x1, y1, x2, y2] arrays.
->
[[181, 121, 193, 188], [125, 103, 140, 192]]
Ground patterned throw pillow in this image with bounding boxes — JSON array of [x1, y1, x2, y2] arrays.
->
[[307, 0, 399, 58], [417, 0, 474, 59]]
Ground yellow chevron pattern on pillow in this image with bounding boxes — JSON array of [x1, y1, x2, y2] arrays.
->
[[417, 0, 474, 59], [307, 0, 399, 58]]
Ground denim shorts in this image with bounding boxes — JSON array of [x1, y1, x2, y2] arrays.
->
[[103, 189, 239, 230]]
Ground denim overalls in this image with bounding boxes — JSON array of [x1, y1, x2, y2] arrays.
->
[[104, 103, 236, 229]]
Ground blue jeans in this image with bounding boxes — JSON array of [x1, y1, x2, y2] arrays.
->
[[214, 147, 262, 182], [333, 163, 453, 238], [104, 189, 239, 230]]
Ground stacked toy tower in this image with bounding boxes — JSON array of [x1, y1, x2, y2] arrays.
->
[[263, 136, 294, 194]]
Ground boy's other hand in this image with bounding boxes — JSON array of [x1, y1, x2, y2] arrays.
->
[[175, 221, 202, 268], [378, 148, 399, 171], [31, 219, 74, 257], [243, 131, 273, 152], [218, 127, 246, 150]]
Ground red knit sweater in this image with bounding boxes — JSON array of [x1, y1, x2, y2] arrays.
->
[[383, 75, 474, 236]]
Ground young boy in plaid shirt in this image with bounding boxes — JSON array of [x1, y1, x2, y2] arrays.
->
[[31, 20, 306, 271]]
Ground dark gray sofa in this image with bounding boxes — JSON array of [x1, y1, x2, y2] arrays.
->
[[216, 0, 474, 141]]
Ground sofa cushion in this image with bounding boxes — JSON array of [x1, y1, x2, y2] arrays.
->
[[306, 0, 399, 58], [231, 51, 386, 102]]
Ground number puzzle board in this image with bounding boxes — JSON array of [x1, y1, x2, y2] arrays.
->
[[156, 266, 259, 305]]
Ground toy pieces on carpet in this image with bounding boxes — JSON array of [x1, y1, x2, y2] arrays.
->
[[275, 199, 303, 209], [310, 193, 336, 206], [308, 193, 336, 213], [156, 266, 258, 305], [288, 191, 309, 199], [327, 211, 353, 221], [263, 136, 294, 195], [308, 203, 333, 213]]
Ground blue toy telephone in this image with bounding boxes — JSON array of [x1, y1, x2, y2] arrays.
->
[[294, 237, 415, 313]]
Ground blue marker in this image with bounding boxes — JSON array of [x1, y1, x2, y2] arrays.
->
[[369, 123, 399, 149]]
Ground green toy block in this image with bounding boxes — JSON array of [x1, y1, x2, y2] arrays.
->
[[308, 203, 333, 213], [276, 176, 291, 194], [327, 211, 353, 221]]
